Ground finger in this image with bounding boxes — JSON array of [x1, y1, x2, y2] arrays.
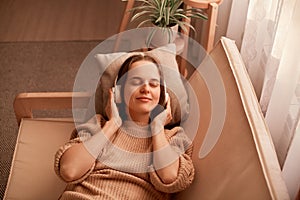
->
[[166, 97, 172, 123], [166, 96, 171, 112], [108, 88, 114, 102], [105, 89, 113, 117], [109, 90, 119, 114]]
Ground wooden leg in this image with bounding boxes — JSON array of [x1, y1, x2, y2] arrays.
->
[[179, 4, 191, 78], [205, 2, 218, 52], [114, 0, 135, 52], [118, 0, 135, 33]]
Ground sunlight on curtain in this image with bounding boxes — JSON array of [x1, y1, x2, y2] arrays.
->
[[240, 0, 292, 103], [240, 0, 300, 198], [259, 0, 298, 114], [265, 16, 300, 166], [241, 0, 299, 156]]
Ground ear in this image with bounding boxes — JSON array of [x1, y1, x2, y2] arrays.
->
[[112, 85, 122, 104]]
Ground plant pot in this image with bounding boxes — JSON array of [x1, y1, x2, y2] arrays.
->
[[148, 24, 178, 47]]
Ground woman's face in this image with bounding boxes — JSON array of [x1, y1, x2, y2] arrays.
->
[[123, 60, 161, 119]]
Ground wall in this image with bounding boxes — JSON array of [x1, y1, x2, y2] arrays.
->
[[0, 0, 125, 42]]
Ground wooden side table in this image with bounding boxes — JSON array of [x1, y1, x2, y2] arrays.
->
[[118, 0, 222, 52], [117, 0, 223, 77]]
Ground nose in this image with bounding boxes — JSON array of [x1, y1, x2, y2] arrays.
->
[[140, 83, 150, 94]]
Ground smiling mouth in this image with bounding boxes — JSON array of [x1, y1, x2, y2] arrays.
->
[[136, 97, 152, 102]]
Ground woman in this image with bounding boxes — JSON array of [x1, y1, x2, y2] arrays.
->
[[54, 54, 194, 199]]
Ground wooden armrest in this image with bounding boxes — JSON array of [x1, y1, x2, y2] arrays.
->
[[14, 92, 91, 125]]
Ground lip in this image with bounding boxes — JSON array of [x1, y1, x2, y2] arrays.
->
[[136, 96, 152, 102]]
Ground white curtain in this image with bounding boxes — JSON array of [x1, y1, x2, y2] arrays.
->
[[241, 0, 290, 104], [240, 0, 300, 160], [234, 0, 300, 199]]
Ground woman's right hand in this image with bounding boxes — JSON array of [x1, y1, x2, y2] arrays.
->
[[105, 89, 122, 130]]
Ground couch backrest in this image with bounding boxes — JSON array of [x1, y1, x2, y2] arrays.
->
[[175, 37, 289, 199]]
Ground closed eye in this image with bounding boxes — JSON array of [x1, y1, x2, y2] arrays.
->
[[149, 79, 160, 87], [128, 77, 160, 87], [129, 77, 143, 86]]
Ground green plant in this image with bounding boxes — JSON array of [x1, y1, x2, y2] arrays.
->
[[125, 0, 207, 33]]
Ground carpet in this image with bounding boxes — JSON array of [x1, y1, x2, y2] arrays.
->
[[0, 41, 101, 198]]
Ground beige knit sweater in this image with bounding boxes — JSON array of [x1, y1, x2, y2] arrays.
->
[[54, 115, 194, 200]]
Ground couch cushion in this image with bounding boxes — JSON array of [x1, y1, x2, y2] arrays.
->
[[4, 118, 74, 200]]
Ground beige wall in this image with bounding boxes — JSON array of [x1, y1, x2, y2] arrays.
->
[[0, 0, 125, 42], [0, 0, 232, 43], [215, 0, 233, 44]]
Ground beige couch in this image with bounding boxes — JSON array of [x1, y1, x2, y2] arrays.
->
[[4, 37, 289, 200]]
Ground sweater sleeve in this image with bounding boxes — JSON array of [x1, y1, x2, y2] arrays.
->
[[54, 115, 105, 184], [149, 127, 195, 193], [54, 130, 97, 184]]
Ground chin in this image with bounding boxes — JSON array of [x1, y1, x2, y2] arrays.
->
[[139, 108, 152, 114], [136, 105, 154, 114]]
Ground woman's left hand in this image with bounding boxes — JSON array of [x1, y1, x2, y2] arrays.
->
[[150, 97, 172, 135], [151, 98, 179, 183]]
